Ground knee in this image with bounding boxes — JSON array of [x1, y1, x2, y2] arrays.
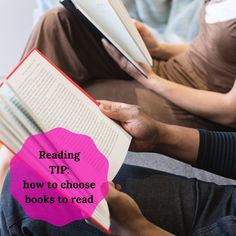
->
[[43, 7, 72, 22], [39, 7, 73, 33]]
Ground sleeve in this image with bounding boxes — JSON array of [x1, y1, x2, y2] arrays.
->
[[196, 130, 236, 179]]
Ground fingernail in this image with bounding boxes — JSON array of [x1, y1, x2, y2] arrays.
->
[[115, 184, 122, 191], [99, 104, 110, 111], [101, 38, 108, 45]]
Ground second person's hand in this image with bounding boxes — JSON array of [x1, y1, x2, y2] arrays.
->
[[102, 38, 159, 89], [133, 20, 160, 58]]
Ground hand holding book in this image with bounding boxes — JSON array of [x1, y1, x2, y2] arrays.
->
[[99, 100, 160, 153], [106, 183, 174, 236], [102, 39, 158, 89], [61, 0, 153, 76], [133, 20, 161, 59], [0, 49, 132, 233]]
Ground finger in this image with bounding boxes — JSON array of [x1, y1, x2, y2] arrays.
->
[[132, 19, 142, 28], [102, 39, 123, 64], [102, 39, 132, 73], [99, 101, 136, 123], [132, 19, 137, 24], [115, 184, 122, 191], [98, 100, 131, 110], [106, 183, 119, 203], [134, 21, 146, 34], [134, 20, 143, 29], [138, 62, 152, 74], [108, 182, 122, 191], [102, 39, 142, 79]]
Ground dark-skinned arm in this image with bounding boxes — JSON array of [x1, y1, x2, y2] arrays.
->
[[100, 101, 236, 179]]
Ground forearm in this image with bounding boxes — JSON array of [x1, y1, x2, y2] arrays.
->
[[153, 43, 189, 60], [155, 122, 236, 179], [148, 77, 236, 127], [155, 122, 199, 165]]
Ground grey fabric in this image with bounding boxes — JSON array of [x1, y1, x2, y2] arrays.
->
[[2, 166, 236, 235], [125, 152, 236, 185]]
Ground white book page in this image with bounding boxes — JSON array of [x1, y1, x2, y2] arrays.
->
[[0, 93, 27, 152], [0, 83, 45, 152], [0, 122, 21, 153], [7, 50, 132, 180], [108, 0, 152, 65], [72, 0, 152, 66], [6, 50, 132, 230]]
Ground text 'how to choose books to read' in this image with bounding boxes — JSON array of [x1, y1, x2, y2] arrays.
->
[[10, 128, 109, 226]]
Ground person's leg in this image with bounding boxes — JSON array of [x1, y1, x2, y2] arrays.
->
[[23, 7, 132, 85], [0, 172, 106, 236], [2, 165, 236, 235], [21, 7, 178, 124], [21, 7, 228, 130], [113, 165, 236, 235]]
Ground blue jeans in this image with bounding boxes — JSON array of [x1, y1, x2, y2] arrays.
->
[[1, 164, 236, 235]]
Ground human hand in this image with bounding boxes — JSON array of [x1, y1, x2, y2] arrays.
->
[[99, 101, 160, 152], [106, 183, 144, 236], [106, 183, 174, 236], [102, 39, 158, 89], [133, 20, 160, 57]]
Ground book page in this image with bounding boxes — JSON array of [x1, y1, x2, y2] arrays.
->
[[0, 83, 44, 152], [5, 49, 132, 231], [108, 0, 152, 65], [72, 0, 152, 66], [7, 50, 132, 181]]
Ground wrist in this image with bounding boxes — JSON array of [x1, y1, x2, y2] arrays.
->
[[124, 215, 147, 235], [152, 121, 170, 153], [127, 216, 153, 236], [148, 121, 165, 153], [153, 122, 199, 164], [145, 74, 162, 92]]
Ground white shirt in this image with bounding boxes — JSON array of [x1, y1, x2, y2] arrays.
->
[[205, 0, 236, 24]]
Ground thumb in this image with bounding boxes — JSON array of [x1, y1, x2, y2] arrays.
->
[[99, 101, 133, 123], [133, 19, 141, 28], [105, 183, 119, 203], [134, 20, 146, 35], [106, 183, 125, 207], [137, 62, 153, 77]]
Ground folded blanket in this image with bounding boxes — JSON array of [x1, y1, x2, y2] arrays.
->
[[35, 0, 204, 43]]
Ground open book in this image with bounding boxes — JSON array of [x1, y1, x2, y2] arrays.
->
[[60, 0, 153, 76], [0, 49, 131, 234]]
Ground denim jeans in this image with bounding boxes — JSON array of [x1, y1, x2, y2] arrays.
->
[[1, 164, 236, 235]]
